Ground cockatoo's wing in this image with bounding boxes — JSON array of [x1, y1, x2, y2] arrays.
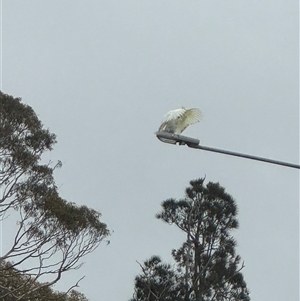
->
[[178, 108, 202, 134], [158, 107, 202, 134], [161, 108, 186, 123]]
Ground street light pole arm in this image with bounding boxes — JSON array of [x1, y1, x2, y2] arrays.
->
[[155, 131, 300, 170], [188, 143, 300, 169]]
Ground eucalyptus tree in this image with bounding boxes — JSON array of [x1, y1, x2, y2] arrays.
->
[[0, 91, 109, 300], [131, 178, 250, 301]]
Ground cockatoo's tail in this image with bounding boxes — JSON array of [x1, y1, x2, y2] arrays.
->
[[158, 107, 202, 135]]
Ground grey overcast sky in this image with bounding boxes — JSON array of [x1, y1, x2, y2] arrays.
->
[[1, 1, 299, 300]]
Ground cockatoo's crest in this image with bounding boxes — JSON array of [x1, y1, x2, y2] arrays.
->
[[158, 107, 202, 135]]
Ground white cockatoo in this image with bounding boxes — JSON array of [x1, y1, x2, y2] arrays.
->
[[158, 107, 202, 135]]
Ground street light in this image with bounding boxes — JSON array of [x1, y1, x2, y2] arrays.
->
[[156, 131, 300, 170]]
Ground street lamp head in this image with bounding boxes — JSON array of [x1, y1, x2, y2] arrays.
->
[[156, 131, 200, 147]]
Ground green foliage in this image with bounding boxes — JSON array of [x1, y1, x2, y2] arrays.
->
[[130, 256, 184, 301], [24, 188, 109, 238], [0, 91, 56, 169], [131, 178, 250, 301]]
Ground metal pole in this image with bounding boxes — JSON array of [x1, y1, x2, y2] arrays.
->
[[155, 132, 300, 169], [188, 143, 300, 169]]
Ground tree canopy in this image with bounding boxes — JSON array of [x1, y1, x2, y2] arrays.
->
[[131, 178, 250, 301], [0, 91, 109, 299]]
